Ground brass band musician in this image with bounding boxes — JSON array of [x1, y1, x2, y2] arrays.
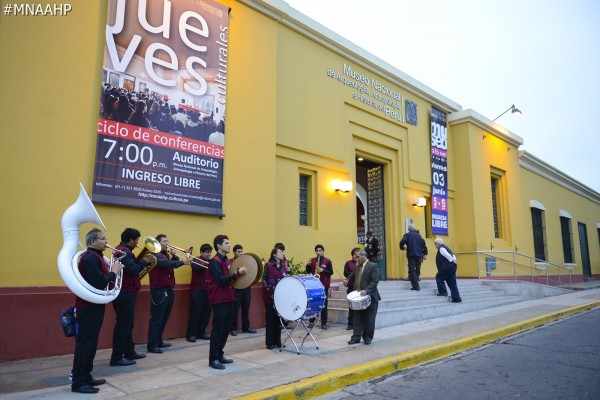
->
[[186, 243, 213, 342], [306, 244, 333, 330], [110, 228, 154, 367], [146, 234, 191, 353], [71, 229, 124, 394]]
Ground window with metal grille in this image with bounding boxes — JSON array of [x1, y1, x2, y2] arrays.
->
[[560, 216, 573, 263], [491, 177, 500, 238], [531, 207, 546, 260], [299, 174, 309, 226]]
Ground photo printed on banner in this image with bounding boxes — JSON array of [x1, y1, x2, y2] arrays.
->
[[93, 0, 230, 216]]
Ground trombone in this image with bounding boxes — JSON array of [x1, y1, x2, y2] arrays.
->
[[167, 244, 209, 268], [137, 236, 160, 279]]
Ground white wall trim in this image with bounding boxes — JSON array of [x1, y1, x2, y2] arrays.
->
[[530, 200, 546, 211], [559, 210, 572, 219]]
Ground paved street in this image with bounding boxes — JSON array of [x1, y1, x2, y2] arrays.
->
[[322, 308, 600, 400]]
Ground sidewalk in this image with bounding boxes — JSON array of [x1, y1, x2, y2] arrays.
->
[[1, 286, 599, 399]]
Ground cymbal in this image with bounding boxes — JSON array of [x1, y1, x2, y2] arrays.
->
[[231, 254, 258, 289], [245, 253, 265, 284]]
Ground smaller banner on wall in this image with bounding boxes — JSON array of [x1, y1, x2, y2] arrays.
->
[[430, 106, 448, 235], [92, 0, 230, 216]]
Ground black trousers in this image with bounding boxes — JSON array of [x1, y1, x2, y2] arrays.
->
[[209, 301, 233, 362], [72, 304, 105, 389], [321, 295, 329, 324], [436, 265, 461, 301], [111, 291, 137, 362], [407, 256, 420, 290], [231, 287, 252, 331], [350, 300, 378, 343], [186, 289, 211, 338], [264, 303, 282, 347], [147, 287, 174, 349]]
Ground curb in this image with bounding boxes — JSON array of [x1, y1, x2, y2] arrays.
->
[[234, 300, 600, 400]]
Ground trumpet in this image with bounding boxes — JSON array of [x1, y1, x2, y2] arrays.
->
[[137, 236, 160, 279]]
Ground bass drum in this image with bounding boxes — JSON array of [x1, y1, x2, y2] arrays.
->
[[274, 275, 326, 321]]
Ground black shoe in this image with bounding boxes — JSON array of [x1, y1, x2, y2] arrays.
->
[[72, 384, 99, 394], [147, 347, 163, 354], [242, 328, 257, 334], [410, 288, 420, 291], [199, 334, 210, 340], [187, 336, 197, 343], [275, 343, 283, 349], [437, 294, 448, 297], [158, 342, 171, 348], [209, 360, 225, 370], [110, 357, 136, 367], [229, 330, 237, 336], [321, 323, 328, 330], [126, 352, 146, 360], [347, 339, 360, 345], [266, 345, 274, 350], [219, 357, 233, 364], [88, 378, 106, 386], [363, 340, 372, 345], [451, 299, 463, 303], [346, 325, 353, 330]]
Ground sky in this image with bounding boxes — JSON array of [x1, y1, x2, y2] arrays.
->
[[285, 0, 600, 193]]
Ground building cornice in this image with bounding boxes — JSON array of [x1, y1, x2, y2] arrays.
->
[[236, 0, 462, 113], [519, 151, 600, 205], [447, 109, 524, 147]]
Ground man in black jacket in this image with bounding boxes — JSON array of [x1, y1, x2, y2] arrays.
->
[[400, 224, 425, 291], [346, 249, 381, 345]]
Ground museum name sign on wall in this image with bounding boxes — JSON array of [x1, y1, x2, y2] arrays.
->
[[327, 64, 406, 123], [92, 0, 230, 216]]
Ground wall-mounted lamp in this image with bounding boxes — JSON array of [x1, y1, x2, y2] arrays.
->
[[412, 197, 426, 207], [332, 179, 353, 193], [493, 104, 522, 121]]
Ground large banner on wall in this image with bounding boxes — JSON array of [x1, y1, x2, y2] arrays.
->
[[92, 0, 230, 216], [431, 106, 448, 235]]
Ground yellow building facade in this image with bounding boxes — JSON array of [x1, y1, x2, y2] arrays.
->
[[0, 0, 598, 360]]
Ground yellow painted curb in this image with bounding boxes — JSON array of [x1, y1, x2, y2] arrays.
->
[[235, 300, 600, 400]]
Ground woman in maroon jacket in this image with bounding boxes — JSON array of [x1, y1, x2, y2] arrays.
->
[[262, 247, 287, 349]]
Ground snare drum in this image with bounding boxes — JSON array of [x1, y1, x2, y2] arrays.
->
[[347, 290, 371, 310], [274, 275, 326, 321]]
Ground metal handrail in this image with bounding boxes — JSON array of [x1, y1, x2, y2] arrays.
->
[[455, 250, 572, 288]]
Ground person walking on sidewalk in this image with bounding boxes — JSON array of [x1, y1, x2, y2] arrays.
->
[[346, 249, 381, 345], [434, 238, 462, 303], [399, 224, 425, 291]]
